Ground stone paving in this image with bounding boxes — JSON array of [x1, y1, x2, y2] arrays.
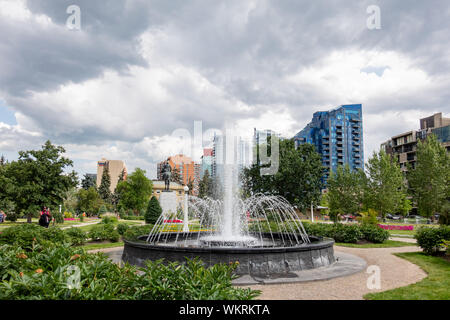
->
[[244, 245, 426, 300]]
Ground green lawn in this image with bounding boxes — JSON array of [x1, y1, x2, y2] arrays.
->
[[364, 252, 450, 300], [335, 240, 417, 248], [82, 241, 125, 251], [77, 220, 142, 232]]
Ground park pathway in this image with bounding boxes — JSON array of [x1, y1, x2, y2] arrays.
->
[[243, 245, 426, 300]]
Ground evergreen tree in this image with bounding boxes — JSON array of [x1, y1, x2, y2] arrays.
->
[[112, 169, 126, 211], [81, 174, 96, 190], [198, 170, 214, 199], [145, 196, 162, 224], [98, 167, 112, 203], [171, 166, 183, 184]]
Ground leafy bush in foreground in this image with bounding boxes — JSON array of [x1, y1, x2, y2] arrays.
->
[[0, 224, 70, 249], [65, 227, 88, 245], [0, 244, 260, 300], [359, 224, 390, 243]]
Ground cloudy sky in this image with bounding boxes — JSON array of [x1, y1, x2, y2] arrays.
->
[[0, 0, 449, 179]]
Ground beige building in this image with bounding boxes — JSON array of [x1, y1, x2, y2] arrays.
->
[[96, 158, 127, 193], [381, 113, 450, 172], [151, 180, 187, 210]]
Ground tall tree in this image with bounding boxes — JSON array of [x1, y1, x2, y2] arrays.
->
[[198, 170, 214, 199], [408, 134, 450, 219], [81, 174, 96, 190], [112, 169, 126, 212], [117, 168, 153, 214], [364, 149, 407, 218], [0, 141, 78, 222], [98, 167, 112, 203], [242, 139, 323, 211], [327, 164, 366, 222]]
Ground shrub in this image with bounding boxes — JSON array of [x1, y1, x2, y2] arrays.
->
[[415, 226, 450, 255], [360, 224, 390, 243], [117, 223, 129, 235], [0, 244, 260, 300], [358, 209, 379, 226], [0, 224, 70, 249], [123, 225, 154, 241], [145, 197, 162, 224], [101, 216, 118, 224], [65, 227, 87, 245], [332, 224, 362, 243], [88, 223, 116, 241], [109, 230, 120, 242], [63, 211, 73, 219]]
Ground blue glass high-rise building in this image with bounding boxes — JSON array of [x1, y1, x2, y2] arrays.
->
[[294, 104, 364, 184]]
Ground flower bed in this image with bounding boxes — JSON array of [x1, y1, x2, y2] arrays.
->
[[378, 224, 414, 231], [164, 219, 183, 223]]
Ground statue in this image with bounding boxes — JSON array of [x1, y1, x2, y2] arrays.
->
[[161, 160, 172, 191]]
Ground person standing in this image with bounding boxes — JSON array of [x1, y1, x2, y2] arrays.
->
[[0, 210, 5, 223]]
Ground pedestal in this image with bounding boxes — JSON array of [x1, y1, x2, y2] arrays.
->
[[159, 191, 178, 217]]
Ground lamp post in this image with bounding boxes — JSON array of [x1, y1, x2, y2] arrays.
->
[[183, 185, 189, 232]]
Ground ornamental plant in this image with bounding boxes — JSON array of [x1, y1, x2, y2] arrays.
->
[[415, 225, 450, 255]]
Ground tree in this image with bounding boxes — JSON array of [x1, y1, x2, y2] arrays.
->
[[242, 139, 323, 211], [81, 174, 96, 190], [112, 169, 126, 212], [364, 149, 407, 219], [76, 187, 103, 216], [187, 177, 194, 195], [145, 196, 162, 224], [171, 166, 183, 184], [327, 164, 365, 222], [117, 168, 153, 214], [98, 167, 112, 203], [0, 155, 6, 167], [408, 134, 450, 219], [198, 170, 214, 199], [0, 140, 78, 222]]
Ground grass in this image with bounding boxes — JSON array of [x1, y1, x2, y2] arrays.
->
[[335, 240, 417, 248], [77, 220, 142, 232], [364, 252, 450, 300], [82, 241, 125, 251]]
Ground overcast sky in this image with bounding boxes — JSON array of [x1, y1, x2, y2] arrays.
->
[[0, 0, 449, 179]]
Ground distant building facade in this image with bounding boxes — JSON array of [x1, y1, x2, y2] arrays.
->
[[294, 104, 364, 184], [200, 148, 213, 178], [157, 154, 200, 195], [96, 158, 127, 193], [381, 112, 450, 172]]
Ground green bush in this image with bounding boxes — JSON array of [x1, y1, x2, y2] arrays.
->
[[101, 216, 118, 224], [0, 224, 70, 249], [109, 230, 120, 242], [415, 226, 450, 255], [121, 215, 145, 221], [117, 223, 129, 235], [360, 224, 390, 243], [123, 225, 154, 241], [98, 205, 108, 216], [88, 224, 116, 241], [0, 243, 260, 300], [332, 224, 362, 243], [65, 227, 87, 246]]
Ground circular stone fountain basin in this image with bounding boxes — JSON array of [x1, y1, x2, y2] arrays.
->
[[122, 232, 335, 277]]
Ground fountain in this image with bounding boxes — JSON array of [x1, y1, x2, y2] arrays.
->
[[122, 130, 335, 278]]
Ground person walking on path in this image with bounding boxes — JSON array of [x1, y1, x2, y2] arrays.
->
[[0, 210, 5, 223]]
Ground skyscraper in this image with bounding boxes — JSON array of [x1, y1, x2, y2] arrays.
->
[[294, 104, 364, 183], [200, 148, 213, 178]]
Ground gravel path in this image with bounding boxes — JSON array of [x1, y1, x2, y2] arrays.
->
[[243, 245, 427, 300], [390, 237, 417, 243]]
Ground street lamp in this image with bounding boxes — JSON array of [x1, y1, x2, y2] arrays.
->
[[183, 185, 189, 232]]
